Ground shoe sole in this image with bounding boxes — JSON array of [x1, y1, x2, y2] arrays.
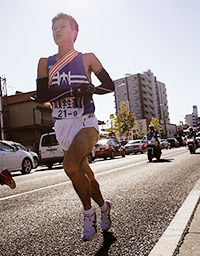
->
[[82, 232, 97, 242], [1, 169, 16, 189]]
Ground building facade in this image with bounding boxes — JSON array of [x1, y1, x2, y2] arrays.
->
[[1, 91, 55, 152], [114, 70, 170, 137], [185, 105, 199, 128]]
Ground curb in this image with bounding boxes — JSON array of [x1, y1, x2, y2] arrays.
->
[[149, 178, 200, 256]]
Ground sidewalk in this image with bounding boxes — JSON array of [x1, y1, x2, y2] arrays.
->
[[149, 178, 200, 256], [178, 200, 200, 255]]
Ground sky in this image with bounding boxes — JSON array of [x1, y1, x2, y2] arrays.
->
[[0, 0, 200, 125]]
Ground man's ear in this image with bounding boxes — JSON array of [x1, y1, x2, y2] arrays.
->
[[73, 30, 78, 42]]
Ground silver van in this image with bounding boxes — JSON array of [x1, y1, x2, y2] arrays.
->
[[39, 132, 64, 169]]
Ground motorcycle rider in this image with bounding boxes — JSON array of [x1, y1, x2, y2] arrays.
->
[[145, 124, 161, 161], [146, 124, 160, 141], [187, 127, 198, 148]]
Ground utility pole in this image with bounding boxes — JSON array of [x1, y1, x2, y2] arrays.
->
[[0, 76, 10, 140], [0, 77, 4, 140]]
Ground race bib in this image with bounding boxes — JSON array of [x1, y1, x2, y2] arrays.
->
[[52, 97, 84, 119]]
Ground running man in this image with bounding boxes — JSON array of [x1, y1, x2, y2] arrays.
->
[[37, 13, 114, 241], [0, 168, 16, 189]]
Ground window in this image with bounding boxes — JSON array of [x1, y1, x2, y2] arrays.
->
[[41, 134, 59, 147], [0, 142, 14, 152]]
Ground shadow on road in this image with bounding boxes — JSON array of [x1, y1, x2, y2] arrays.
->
[[94, 231, 117, 256], [152, 158, 174, 163], [11, 172, 23, 177], [35, 165, 64, 172]]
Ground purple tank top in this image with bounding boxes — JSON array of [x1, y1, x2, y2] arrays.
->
[[47, 52, 95, 116]]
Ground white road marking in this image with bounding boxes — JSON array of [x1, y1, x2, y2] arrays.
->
[[0, 160, 147, 202], [0, 148, 188, 202]]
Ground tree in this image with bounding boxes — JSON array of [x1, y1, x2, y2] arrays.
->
[[107, 107, 136, 138], [133, 120, 147, 139], [150, 117, 162, 131]]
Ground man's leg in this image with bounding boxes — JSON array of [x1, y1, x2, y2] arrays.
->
[[63, 127, 98, 210], [80, 158, 112, 232], [63, 127, 99, 241], [80, 158, 104, 207]]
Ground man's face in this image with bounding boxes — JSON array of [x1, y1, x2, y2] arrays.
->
[[52, 19, 77, 46]]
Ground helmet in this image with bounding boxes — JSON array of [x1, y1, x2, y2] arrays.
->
[[149, 124, 155, 129]]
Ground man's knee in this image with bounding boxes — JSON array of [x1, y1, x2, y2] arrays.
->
[[63, 154, 81, 178]]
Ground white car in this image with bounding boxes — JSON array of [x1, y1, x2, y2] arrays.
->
[[160, 139, 169, 149], [0, 141, 34, 174], [2, 140, 39, 168], [196, 137, 200, 147], [39, 132, 64, 169]]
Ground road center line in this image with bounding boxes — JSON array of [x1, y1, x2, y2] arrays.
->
[[0, 149, 187, 202], [0, 160, 147, 202]]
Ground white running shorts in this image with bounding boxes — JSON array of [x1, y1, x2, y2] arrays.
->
[[54, 113, 99, 151]]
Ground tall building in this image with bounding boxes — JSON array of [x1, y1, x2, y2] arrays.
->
[[185, 105, 199, 128], [157, 81, 170, 124], [185, 114, 197, 128], [114, 70, 170, 125], [193, 105, 198, 119]]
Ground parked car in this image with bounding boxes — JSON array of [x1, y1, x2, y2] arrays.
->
[[160, 139, 169, 149], [183, 137, 187, 146], [0, 140, 34, 174], [3, 140, 39, 168], [87, 147, 95, 163], [176, 136, 184, 146], [167, 138, 180, 148], [119, 140, 128, 146], [124, 139, 147, 155], [39, 132, 64, 169], [95, 139, 126, 160], [196, 137, 200, 147]]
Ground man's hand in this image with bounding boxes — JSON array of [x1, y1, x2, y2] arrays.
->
[[73, 96, 85, 108], [72, 83, 96, 97]]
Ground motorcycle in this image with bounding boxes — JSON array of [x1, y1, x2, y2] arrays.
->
[[187, 137, 197, 154], [145, 135, 162, 162]]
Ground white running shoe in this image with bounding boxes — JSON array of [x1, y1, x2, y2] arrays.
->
[[101, 200, 112, 231], [82, 211, 97, 242]]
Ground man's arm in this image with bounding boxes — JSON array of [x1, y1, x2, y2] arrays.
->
[[95, 68, 115, 94], [37, 58, 48, 77], [36, 58, 69, 103], [83, 53, 115, 95]]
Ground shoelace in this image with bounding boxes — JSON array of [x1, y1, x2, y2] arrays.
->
[[84, 215, 92, 231], [101, 208, 109, 223]]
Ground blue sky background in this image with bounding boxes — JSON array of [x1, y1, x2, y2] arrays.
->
[[1, 0, 199, 125]]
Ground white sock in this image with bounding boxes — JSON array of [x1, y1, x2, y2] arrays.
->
[[83, 207, 94, 216], [100, 200, 107, 212]]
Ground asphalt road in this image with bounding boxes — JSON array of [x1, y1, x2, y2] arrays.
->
[[1, 147, 200, 256]]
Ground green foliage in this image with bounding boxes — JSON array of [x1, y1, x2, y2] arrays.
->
[[150, 117, 162, 131], [107, 107, 136, 137], [133, 120, 146, 139]]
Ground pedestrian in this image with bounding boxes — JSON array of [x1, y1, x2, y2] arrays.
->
[[0, 168, 16, 189], [36, 13, 115, 241]]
